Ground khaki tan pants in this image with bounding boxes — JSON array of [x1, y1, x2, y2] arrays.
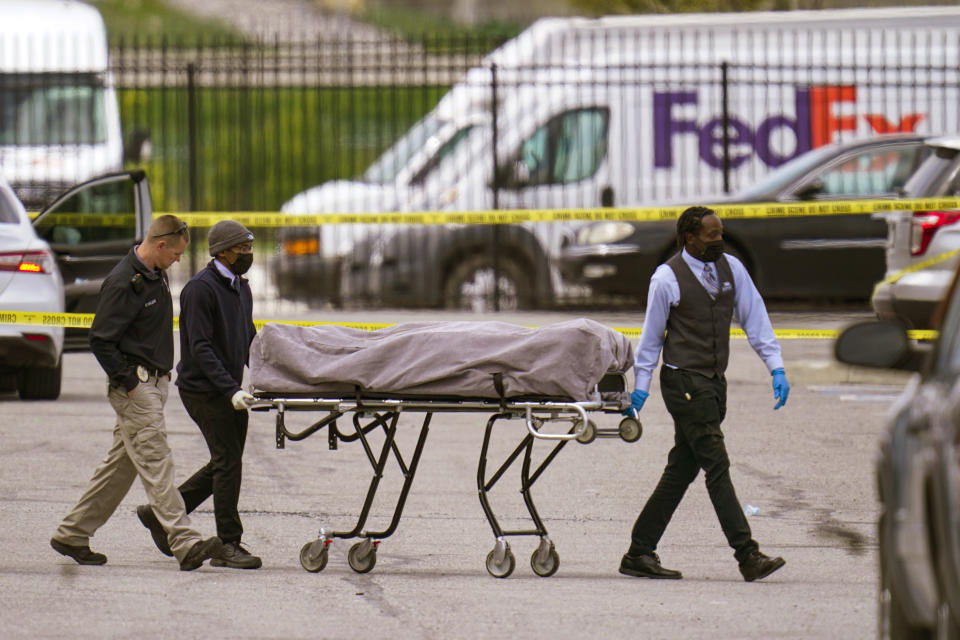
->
[[54, 375, 203, 563]]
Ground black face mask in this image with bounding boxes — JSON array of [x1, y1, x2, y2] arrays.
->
[[698, 239, 724, 262], [229, 253, 253, 276]]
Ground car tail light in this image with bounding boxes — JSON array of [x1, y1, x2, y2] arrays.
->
[[24, 334, 50, 342], [0, 250, 55, 274], [911, 211, 960, 256]]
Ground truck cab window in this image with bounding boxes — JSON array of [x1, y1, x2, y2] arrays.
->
[[507, 108, 609, 188], [0, 73, 106, 145], [409, 125, 476, 186]]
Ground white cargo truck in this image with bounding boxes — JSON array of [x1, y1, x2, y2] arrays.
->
[[276, 7, 960, 310], [0, 0, 125, 209]]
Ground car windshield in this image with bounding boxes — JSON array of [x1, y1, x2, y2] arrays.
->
[[0, 73, 107, 145], [733, 145, 844, 200], [901, 146, 960, 197], [360, 114, 445, 184]]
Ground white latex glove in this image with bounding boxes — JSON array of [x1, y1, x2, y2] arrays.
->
[[231, 390, 255, 410]]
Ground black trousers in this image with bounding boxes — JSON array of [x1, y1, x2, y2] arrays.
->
[[628, 366, 758, 564], [178, 388, 249, 544]]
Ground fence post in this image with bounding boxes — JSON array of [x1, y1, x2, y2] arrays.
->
[[490, 62, 500, 311], [187, 61, 199, 274], [721, 61, 731, 194]]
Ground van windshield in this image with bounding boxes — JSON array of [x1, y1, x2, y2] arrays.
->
[[0, 73, 107, 145], [361, 114, 444, 184]]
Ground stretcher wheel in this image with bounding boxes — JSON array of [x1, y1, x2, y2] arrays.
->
[[485, 547, 516, 578], [574, 419, 597, 445], [530, 543, 559, 577], [618, 417, 642, 443], [348, 541, 377, 574], [300, 540, 329, 573]]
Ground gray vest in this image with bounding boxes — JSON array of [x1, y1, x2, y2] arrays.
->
[[662, 253, 736, 378]]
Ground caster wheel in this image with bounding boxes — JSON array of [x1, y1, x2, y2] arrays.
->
[[530, 543, 560, 577], [618, 417, 642, 443], [485, 547, 516, 578], [348, 540, 377, 574], [300, 540, 329, 573], [575, 419, 597, 444]]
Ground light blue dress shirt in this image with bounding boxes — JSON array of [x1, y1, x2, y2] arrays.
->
[[632, 248, 784, 393], [214, 258, 237, 286]]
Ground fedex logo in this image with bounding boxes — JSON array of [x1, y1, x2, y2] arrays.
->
[[653, 85, 926, 169]]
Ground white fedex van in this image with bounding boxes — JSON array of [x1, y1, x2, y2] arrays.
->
[[277, 7, 960, 309], [0, 0, 125, 209]]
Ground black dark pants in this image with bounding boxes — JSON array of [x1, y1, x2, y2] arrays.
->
[[628, 366, 758, 564], [178, 388, 249, 544]]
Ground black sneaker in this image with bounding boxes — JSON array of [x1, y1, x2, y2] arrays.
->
[[136, 505, 173, 557], [211, 541, 262, 569], [739, 550, 785, 582], [619, 552, 682, 579], [179, 537, 223, 571], [50, 538, 107, 565]]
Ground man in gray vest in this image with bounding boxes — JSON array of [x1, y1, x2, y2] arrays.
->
[[619, 205, 790, 583]]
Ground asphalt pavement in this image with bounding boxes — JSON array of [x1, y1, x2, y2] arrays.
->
[[0, 309, 903, 638]]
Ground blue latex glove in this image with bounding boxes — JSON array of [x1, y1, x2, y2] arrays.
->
[[622, 389, 649, 417], [771, 368, 789, 410]]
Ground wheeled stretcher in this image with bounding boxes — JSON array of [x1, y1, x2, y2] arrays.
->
[[249, 318, 641, 578]]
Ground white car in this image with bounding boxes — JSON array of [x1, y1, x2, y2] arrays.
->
[[0, 170, 155, 400], [873, 137, 960, 329], [0, 174, 64, 399]]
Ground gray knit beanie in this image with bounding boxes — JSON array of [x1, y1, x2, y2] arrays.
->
[[208, 220, 254, 256]]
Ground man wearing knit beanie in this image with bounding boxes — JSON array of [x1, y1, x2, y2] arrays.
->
[[207, 220, 254, 257], [135, 219, 261, 569]]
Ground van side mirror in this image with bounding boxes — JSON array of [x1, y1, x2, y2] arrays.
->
[[124, 127, 152, 165], [834, 320, 927, 372]]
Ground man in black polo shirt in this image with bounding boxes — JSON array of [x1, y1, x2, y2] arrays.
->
[[51, 215, 223, 571], [619, 206, 790, 583], [136, 220, 260, 569]]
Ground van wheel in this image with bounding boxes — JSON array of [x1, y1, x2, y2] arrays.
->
[[18, 358, 62, 400], [443, 255, 532, 312]]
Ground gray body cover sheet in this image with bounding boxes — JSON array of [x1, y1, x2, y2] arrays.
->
[[249, 318, 633, 403]]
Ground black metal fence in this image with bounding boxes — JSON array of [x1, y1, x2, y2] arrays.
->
[[4, 20, 960, 310]]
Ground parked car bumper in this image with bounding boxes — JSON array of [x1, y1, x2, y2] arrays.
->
[[272, 253, 343, 307], [872, 265, 956, 329], [558, 244, 660, 300]]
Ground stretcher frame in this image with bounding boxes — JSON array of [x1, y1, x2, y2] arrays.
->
[[252, 374, 641, 578]]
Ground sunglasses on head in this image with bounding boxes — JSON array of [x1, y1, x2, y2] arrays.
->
[[152, 221, 189, 239]]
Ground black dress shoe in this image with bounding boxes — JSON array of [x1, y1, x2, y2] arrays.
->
[[179, 537, 223, 571], [136, 505, 173, 557], [619, 552, 682, 579], [50, 538, 107, 565], [739, 550, 785, 582]]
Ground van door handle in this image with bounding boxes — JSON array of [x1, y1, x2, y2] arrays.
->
[[601, 186, 614, 207]]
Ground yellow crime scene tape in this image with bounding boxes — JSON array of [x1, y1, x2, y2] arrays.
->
[[166, 197, 960, 227], [21, 197, 954, 341], [0, 311, 938, 341]]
